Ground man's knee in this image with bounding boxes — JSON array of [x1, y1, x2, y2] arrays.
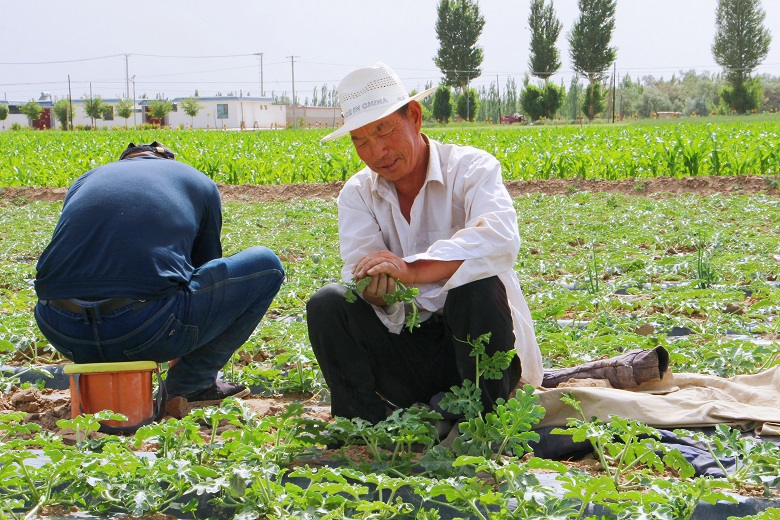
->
[[248, 246, 285, 277], [445, 276, 509, 313], [307, 284, 348, 327]]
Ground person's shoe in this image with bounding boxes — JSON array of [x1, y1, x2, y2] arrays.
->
[[183, 381, 250, 405]]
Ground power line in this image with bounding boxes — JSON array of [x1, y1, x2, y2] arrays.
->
[[0, 54, 123, 65], [131, 52, 256, 59]]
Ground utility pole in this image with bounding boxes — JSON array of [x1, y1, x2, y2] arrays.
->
[[611, 62, 617, 123], [67, 75, 73, 130], [466, 75, 471, 122], [254, 52, 265, 96], [124, 54, 130, 99], [130, 75, 137, 129], [287, 56, 299, 129], [496, 74, 501, 124]]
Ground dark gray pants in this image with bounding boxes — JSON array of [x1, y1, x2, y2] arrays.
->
[[306, 276, 521, 423]]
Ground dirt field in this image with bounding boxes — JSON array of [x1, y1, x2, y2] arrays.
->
[[2, 175, 778, 205]]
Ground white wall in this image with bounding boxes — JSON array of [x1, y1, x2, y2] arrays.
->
[[0, 113, 30, 130], [169, 98, 286, 129]]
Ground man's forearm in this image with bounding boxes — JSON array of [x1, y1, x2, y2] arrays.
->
[[406, 259, 463, 285]]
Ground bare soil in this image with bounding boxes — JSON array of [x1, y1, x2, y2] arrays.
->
[[1, 175, 778, 205]]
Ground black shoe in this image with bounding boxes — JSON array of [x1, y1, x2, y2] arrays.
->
[[183, 381, 250, 404]]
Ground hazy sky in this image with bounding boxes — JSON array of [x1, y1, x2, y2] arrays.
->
[[2, 0, 779, 103]]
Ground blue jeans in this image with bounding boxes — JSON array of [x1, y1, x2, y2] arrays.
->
[[35, 246, 284, 398]]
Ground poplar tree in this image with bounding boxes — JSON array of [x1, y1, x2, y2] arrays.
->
[[568, 0, 617, 120], [432, 85, 453, 123], [528, 0, 564, 119], [434, 0, 485, 94], [528, 0, 562, 83], [712, 0, 772, 113]]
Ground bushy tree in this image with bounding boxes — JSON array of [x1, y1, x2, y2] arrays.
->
[[616, 74, 642, 118], [520, 84, 546, 121], [581, 82, 607, 118], [759, 73, 780, 111], [180, 98, 204, 127], [433, 85, 453, 123], [116, 99, 134, 129], [712, 0, 772, 113], [434, 0, 485, 92], [0, 103, 8, 127], [528, 0, 562, 82], [53, 99, 70, 130], [719, 78, 764, 114], [568, 0, 617, 120], [521, 80, 565, 121], [455, 88, 479, 121], [148, 99, 174, 126], [82, 96, 105, 128], [637, 88, 672, 118], [20, 100, 43, 126]]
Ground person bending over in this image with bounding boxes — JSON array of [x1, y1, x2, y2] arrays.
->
[[35, 141, 284, 404]]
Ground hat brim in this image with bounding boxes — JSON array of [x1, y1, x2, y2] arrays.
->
[[321, 86, 438, 143]]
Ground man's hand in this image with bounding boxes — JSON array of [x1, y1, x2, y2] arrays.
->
[[360, 272, 396, 307], [352, 251, 409, 307], [352, 250, 414, 284]]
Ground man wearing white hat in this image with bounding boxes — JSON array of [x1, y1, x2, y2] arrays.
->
[[307, 62, 543, 425]]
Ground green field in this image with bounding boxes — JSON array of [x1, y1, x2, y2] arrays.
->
[[2, 117, 780, 186], [1, 121, 779, 518]]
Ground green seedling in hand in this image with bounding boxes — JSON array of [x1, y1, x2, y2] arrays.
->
[[345, 275, 421, 332]]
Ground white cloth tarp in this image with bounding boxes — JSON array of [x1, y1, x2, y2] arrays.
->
[[534, 366, 780, 436]]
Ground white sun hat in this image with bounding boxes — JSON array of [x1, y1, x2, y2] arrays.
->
[[321, 62, 437, 142]]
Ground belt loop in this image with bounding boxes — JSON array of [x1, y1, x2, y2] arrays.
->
[[80, 306, 90, 324], [91, 303, 103, 324]]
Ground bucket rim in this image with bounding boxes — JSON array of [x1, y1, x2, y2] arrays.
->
[[63, 361, 158, 375]]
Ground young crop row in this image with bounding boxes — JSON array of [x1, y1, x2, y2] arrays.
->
[[1, 192, 779, 518], [2, 119, 780, 187], [2, 192, 779, 386], [2, 399, 777, 519]]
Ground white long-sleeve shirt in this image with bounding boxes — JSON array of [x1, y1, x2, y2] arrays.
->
[[337, 137, 544, 386]]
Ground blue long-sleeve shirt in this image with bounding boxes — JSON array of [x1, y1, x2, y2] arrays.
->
[[35, 156, 222, 300]]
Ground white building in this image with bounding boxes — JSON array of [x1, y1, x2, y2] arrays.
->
[[1, 93, 344, 131], [169, 96, 285, 129], [0, 94, 55, 130]]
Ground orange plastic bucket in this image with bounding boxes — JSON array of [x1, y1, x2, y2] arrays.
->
[[64, 361, 159, 431]]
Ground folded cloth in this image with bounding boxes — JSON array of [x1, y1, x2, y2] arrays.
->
[[542, 346, 669, 390], [535, 366, 780, 435]]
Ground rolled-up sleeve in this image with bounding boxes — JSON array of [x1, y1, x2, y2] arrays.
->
[[337, 178, 407, 330], [403, 152, 520, 292]]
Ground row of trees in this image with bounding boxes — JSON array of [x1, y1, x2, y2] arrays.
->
[[422, 69, 780, 124], [9, 96, 207, 130], [430, 0, 773, 121]]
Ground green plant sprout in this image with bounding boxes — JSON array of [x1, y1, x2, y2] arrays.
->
[[675, 424, 780, 492], [552, 393, 695, 490], [692, 231, 719, 289], [585, 245, 601, 295], [345, 275, 421, 332], [437, 333, 516, 420]]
